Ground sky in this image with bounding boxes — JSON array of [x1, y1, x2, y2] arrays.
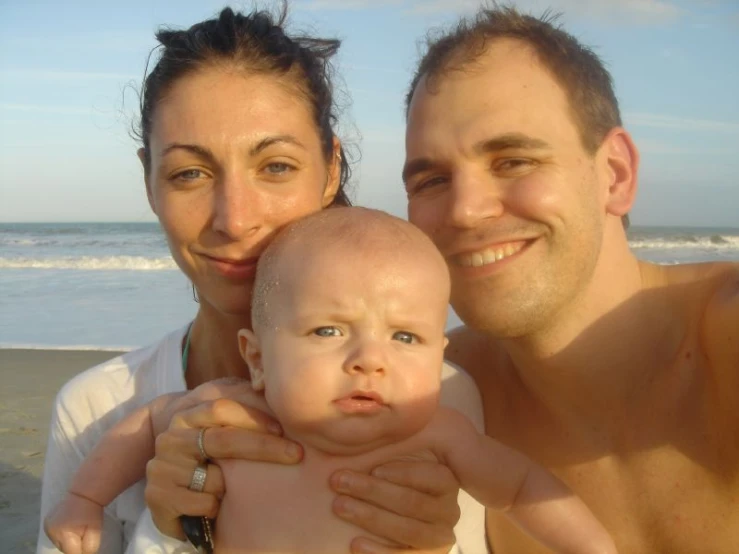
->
[[0, 0, 737, 227]]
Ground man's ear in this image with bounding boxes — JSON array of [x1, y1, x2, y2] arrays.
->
[[238, 329, 265, 391], [599, 128, 639, 217], [322, 136, 342, 207], [137, 148, 157, 215]]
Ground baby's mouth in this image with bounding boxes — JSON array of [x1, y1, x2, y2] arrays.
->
[[333, 391, 387, 414]]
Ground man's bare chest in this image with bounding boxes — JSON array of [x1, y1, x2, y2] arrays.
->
[[483, 390, 739, 554]]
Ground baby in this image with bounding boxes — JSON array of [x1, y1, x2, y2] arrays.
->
[[45, 207, 616, 553]]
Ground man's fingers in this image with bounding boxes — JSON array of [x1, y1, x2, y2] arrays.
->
[[330, 469, 459, 525], [333, 495, 455, 550], [350, 537, 452, 554], [370, 460, 459, 496]]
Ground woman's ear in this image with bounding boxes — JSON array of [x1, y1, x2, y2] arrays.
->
[[238, 329, 265, 391], [599, 128, 640, 218], [322, 136, 342, 207], [137, 148, 157, 215]]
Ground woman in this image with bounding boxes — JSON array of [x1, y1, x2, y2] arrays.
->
[[37, 6, 485, 554]]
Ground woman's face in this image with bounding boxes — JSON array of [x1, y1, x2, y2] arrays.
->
[[142, 66, 340, 316]]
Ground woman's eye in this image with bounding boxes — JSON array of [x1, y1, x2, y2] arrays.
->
[[173, 169, 205, 181], [392, 331, 418, 344], [265, 162, 293, 175], [314, 326, 342, 338]]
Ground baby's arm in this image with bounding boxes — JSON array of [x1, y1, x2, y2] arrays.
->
[[44, 393, 181, 553], [434, 409, 616, 554]]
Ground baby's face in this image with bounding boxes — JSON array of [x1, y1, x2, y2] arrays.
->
[[252, 245, 449, 455]]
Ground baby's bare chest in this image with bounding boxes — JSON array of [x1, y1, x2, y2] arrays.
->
[[214, 457, 385, 554]]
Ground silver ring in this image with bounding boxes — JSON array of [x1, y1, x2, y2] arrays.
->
[[197, 427, 210, 462], [189, 462, 208, 492]]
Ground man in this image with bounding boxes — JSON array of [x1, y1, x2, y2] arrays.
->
[[403, 6, 738, 554]]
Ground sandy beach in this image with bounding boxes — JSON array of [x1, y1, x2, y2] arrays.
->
[[0, 349, 124, 554]]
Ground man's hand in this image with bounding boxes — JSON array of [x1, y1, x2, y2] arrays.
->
[[331, 460, 461, 553]]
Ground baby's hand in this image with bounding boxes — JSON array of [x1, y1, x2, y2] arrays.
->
[[44, 493, 103, 554]]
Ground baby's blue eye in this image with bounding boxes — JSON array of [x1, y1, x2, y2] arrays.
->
[[393, 331, 417, 344], [314, 326, 341, 337]]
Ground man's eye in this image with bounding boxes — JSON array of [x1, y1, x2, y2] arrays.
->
[[411, 175, 447, 194], [392, 331, 418, 344], [496, 158, 535, 173], [314, 326, 342, 337]]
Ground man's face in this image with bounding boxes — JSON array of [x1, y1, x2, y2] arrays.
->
[[404, 40, 608, 337], [253, 243, 449, 455]]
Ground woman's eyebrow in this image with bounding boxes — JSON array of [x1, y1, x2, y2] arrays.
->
[[161, 143, 215, 161], [250, 135, 307, 156]]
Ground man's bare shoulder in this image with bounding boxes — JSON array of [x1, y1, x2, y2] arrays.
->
[[659, 261, 739, 381], [697, 262, 739, 376], [446, 325, 504, 380]]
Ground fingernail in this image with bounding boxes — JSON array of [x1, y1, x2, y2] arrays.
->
[[267, 421, 282, 435], [332, 471, 353, 492], [335, 496, 358, 517], [285, 442, 302, 460], [370, 467, 388, 479], [353, 539, 376, 554]]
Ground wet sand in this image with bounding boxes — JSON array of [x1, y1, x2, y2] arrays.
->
[[0, 349, 124, 553]]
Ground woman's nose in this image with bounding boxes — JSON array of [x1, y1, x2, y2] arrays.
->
[[211, 173, 261, 239]]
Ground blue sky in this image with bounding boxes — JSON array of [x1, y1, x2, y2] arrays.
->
[[1, 0, 737, 226]]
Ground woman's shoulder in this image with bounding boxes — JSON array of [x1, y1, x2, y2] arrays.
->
[[54, 326, 188, 425]]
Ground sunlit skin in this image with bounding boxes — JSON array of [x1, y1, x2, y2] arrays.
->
[[405, 38, 739, 554], [140, 66, 340, 385]]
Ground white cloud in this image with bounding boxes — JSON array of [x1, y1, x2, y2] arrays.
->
[[625, 112, 739, 133]]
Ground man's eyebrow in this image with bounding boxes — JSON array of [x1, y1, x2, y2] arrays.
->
[[474, 133, 551, 154], [402, 133, 551, 185], [402, 157, 436, 185]]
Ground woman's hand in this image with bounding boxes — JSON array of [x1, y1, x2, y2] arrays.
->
[[144, 379, 303, 539], [330, 460, 461, 554]]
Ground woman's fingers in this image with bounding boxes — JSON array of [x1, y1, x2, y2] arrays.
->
[[169, 398, 281, 435], [146, 458, 225, 498], [154, 425, 302, 465]]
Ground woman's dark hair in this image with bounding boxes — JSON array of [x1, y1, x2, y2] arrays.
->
[[136, 4, 351, 206]]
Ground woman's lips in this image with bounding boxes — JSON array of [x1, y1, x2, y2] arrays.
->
[[333, 391, 387, 415], [206, 256, 259, 279]]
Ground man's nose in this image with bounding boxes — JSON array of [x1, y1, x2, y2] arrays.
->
[[447, 169, 504, 229]]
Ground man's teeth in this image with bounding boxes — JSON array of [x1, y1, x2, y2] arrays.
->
[[458, 243, 524, 267]]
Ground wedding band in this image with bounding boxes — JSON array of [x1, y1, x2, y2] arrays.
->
[[197, 427, 210, 462], [189, 462, 208, 492]]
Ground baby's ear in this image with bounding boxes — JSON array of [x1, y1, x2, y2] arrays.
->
[[238, 329, 265, 391], [443, 336, 449, 350]]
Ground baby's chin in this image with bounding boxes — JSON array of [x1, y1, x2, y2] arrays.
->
[[292, 416, 431, 458]]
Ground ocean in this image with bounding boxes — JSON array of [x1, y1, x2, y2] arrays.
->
[[1, 222, 738, 350]]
